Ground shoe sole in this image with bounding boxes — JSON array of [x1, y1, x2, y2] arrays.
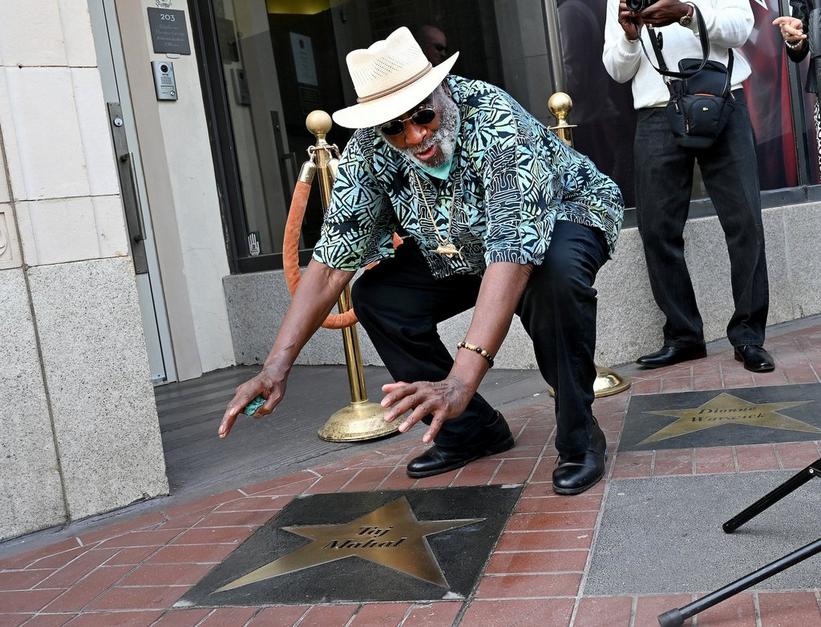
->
[[406, 435, 515, 478], [734, 353, 775, 373], [552, 453, 608, 496]]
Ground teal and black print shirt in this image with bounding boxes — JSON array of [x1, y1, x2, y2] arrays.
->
[[313, 75, 625, 279]]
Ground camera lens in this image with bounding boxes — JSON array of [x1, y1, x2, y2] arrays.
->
[[626, 0, 645, 10], [160, 64, 169, 73]]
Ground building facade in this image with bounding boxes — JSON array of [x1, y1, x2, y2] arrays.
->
[[2, 0, 820, 539]]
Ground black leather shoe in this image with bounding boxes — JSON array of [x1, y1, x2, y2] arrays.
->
[[734, 345, 775, 373], [636, 344, 707, 369], [552, 423, 606, 495], [406, 413, 514, 478]]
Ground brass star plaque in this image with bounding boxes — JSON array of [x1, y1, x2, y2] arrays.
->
[[215, 497, 482, 591], [179, 485, 522, 606], [619, 383, 821, 451], [639, 392, 818, 445]]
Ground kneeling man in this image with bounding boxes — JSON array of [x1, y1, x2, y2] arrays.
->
[[219, 27, 624, 495]]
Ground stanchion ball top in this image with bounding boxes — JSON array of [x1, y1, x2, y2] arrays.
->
[[548, 92, 573, 118], [306, 110, 333, 137]]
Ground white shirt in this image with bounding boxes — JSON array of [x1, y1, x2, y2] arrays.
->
[[602, 0, 754, 109]]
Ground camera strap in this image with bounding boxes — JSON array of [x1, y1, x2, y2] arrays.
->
[[640, 5, 715, 80], [640, 4, 737, 149], [647, 26, 669, 73]]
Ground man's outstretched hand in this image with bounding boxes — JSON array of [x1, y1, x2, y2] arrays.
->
[[381, 377, 473, 444], [773, 16, 806, 45], [218, 366, 288, 438]]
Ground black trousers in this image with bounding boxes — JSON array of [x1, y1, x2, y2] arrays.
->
[[351, 220, 609, 457], [634, 91, 769, 348]]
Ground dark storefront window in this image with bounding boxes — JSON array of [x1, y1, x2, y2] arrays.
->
[[556, 0, 818, 212], [191, 0, 560, 272], [191, 0, 820, 273]]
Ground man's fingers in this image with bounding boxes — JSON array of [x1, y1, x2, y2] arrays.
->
[[773, 17, 801, 28], [381, 381, 408, 394], [380, 382, 416, 409], [218, 409, 239, 438], [386, 393, 426, 423], [773, 17, 805, 39], [399, 402, 435, 433], [219, 385, 262, 435], [422, 410, 448, 444], [258, 392, 280, 417]]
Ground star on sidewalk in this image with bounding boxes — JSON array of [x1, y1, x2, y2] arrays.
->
[[213, 497, 484, 592], [640, 392, 818, 445]]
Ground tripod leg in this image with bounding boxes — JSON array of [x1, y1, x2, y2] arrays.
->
[[723, 458, 821, 533], [658, 538, 821, 627]]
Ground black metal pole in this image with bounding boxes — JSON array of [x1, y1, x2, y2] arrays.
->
[[658, 538, 821, 627], [723, 459, 820, 533]]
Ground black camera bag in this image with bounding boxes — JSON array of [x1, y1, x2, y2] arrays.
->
[[643, 6, 735, 150]]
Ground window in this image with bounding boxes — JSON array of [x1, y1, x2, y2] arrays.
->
[[191, 0, 820, 273]]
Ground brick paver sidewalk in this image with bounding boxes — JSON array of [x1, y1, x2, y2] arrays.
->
[[1, 326, 820, 626]]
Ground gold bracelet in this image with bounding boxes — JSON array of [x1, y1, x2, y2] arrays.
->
[[457, 341, 495, 367]]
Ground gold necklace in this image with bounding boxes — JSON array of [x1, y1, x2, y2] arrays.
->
[[411, 169, 462, 258]]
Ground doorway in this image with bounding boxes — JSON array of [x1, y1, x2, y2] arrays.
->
[[88, 0, 177, 384]]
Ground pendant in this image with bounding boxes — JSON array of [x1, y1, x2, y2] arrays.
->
[[434, 242, 462, 258]]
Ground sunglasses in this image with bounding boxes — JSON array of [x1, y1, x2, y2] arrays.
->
[[380, 106, 436, 136]]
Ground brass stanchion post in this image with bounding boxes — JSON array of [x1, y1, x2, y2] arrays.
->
[[548, 93, 631, 398], [306, 111, 399, 441]]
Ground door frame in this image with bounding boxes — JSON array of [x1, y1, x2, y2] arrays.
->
[[89, 0, 178, 383]]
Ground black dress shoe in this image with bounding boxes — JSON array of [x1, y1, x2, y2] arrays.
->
[[636, 344, 707, 369], [552, 422, 606, 495], [406, 413, 514, 478], [734, 345, 775, 373]]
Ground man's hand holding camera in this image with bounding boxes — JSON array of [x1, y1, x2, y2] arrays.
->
[[618, 1, 642, 41], [619, 0, 694, 40], [639, 0, 693, 28]]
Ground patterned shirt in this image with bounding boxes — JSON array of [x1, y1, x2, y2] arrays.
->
[[313, 75, 624, 279]]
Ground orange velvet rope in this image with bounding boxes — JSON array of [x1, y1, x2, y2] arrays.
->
[[283, 172, 405, 329], [282, 178, 358, 329]]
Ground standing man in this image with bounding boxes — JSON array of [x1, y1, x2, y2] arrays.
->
[[603, 0, 775, 372], [412, 24, 449, 66], [220, 27, 624, 496]]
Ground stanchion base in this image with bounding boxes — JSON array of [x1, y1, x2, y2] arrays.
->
[[593, 365, 631, 398], [547, 365, 631, 399], [317, 400, 400, 443]]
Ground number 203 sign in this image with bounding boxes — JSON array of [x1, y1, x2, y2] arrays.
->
[[147, 8, 191, 56]]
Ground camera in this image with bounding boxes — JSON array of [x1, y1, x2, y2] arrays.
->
[[626, 0, 658, 11]]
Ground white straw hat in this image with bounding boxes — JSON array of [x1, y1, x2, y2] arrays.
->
[[333, 26, 459, 129]]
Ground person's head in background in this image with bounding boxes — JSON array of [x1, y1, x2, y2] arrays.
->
[[412, 24, 448, 66]]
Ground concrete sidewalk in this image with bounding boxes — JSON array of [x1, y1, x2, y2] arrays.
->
[[0, 318, 819, 626]]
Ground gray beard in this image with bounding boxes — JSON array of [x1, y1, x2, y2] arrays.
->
[[396, 88, 460, 168]]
